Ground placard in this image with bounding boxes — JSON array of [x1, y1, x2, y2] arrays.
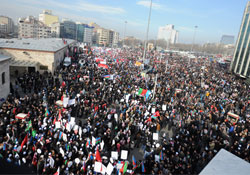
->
[[106, 163, 114, 175], [153, 133, 159, 140], [94, 162, 102, 173], [68, 99, 75, 106], [162, 105, 166, 111], [62, 133, 67, 142], [92, 136, 96, 146], [111, 151, 118, 160], [55, 121, 60, 129], [151, 107, 156, 114], [63, 97, 69, 108], [121, 150, 128, 160], [100, 140, 104, 150], [155, 155, 160, 162], [101, 164, 107, 175]]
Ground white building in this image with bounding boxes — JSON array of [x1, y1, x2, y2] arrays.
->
[[51, 22, 63, 38], [0, 38, 76, 74], [157, 24, 178, 44], [18, 16, 51, 39], [83, 25, 94, 44], [0, 54, 11, 101], [0, 16, 14, 34]]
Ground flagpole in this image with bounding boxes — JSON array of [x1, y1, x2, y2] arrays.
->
[[152, 74, 157, 99], [142, 0, 153, 63]]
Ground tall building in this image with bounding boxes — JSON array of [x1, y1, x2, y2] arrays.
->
[[18, 16, 51, 38], [230, 2, 250, 77], [39, 10, 59, 27], [61, 19, 76, 40], [76, 23, 93, 44], [220, 35, 235, 45], [89, 22, 101, 45], [157, 24, 178, 44], [0, 16, 14, 37], [50, 22, 63, 38], [113, 31, 119, 47], [83, 25, 94, 44], [96, 28, 109, 46]]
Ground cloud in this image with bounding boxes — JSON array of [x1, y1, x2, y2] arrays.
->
[[77, 2, 125, 14], [14, 0, 125, 15], [136, 0, 162, 10], [178, 26, 202, 32]]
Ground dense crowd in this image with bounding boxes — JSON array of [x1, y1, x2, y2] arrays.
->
[[0, 47, 250, 175]]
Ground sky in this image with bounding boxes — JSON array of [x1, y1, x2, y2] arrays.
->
[[0, 0, 249, 44]]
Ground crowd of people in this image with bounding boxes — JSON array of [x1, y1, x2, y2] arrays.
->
[[0, 47, 250, 175]]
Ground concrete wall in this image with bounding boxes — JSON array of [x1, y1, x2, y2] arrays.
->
[[0, 59, 10, 101]]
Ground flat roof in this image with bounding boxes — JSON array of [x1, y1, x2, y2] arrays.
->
[[0, 38, 76, 52], [0, 54, 11, 62], [200, 149, 250, 175]]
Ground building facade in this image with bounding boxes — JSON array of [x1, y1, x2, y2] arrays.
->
[[230, 2, 250, 77], [0, 38, 76, 74], [108, 30, 119, 47], [61, 19, 76, 40], [51, 22, 63, 38], [39, 10, 59, 27], [220, 35, 235, 45], [0, 54, 10, 101], [0, 16, 14, 37], [83, 25, 94, 45], [18, 16, 51, 38], [157, 24, 178, 44], [96, 28, 109, 46]]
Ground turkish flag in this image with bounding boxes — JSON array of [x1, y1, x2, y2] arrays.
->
[[20, 134, 28, 152], [98, 64, 108, 69]]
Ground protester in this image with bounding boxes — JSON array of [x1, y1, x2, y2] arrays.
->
[[0, 47, 249, 175]]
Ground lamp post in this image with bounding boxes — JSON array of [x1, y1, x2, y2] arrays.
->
[[142, 0, 153, 62], [191, 25, 198, 52], [123, 21, 127, 47]]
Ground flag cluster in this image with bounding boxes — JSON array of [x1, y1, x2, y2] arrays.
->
[[137, 88, 151, 99]]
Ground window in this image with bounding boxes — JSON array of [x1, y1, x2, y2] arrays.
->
[[2, 72, 5, 85], [40, 65, 48, 70]]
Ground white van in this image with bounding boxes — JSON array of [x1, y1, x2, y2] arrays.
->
[[63, 57, 71, 67]]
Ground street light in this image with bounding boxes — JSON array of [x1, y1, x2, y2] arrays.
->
[[191, 25, 198, 52], [142, 0, 153, 62], [123, 21, 127, 47]]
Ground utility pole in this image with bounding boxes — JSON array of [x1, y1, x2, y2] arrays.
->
[[191, 25, 198, 52], [142, 0, 153, 62], [123, 21, 127, 47]]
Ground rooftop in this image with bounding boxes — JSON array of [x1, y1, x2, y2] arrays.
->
[[200, 149, 250, 175], [0, 38, 76, 52], [0, 54, 11, 62]]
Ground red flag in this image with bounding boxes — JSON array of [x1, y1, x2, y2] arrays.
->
[[54, 167, 60, 175], [58, 109, 62, 121], [53, 117, 57, 125], [95, 146, 102, 162], [141, 89, 147, 96], [61, 95, 64, 101], [98, 64, 108, 69], [32, 152, 37, 166], [20, 134, 28, 152], [61, 81, 66, 87], [94, 106, 98, 112], [154, 111, 160, 117]]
